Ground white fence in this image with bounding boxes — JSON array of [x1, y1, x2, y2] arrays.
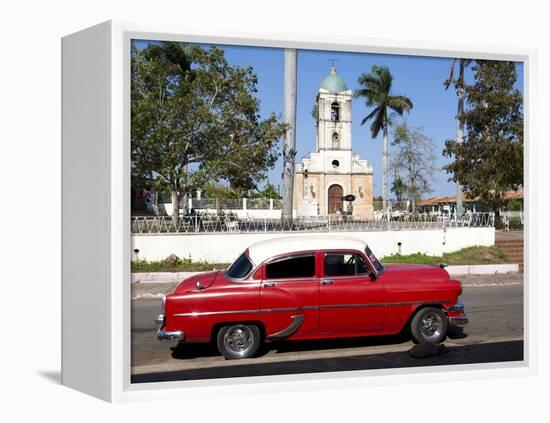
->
[[132, 227, 496, 263], [501, 211, 524, 225], [152, 198, 282, 219], [131, 212, 494, 234]]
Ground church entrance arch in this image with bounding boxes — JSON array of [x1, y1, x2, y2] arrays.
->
[[327, 184, 343, 214]]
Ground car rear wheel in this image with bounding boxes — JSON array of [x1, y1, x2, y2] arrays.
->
[[216, 324, 261, 359], [410, 307, 448, 344]]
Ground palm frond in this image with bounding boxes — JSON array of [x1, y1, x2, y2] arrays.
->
[[444, 58, 457, 90], [369, 107, 385, 138], [387, 95, 413, 114], [360, 106, 381, 126], [371, 65, 393, 92]]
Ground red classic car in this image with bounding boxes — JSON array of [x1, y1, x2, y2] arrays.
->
[[155, 236, 468, 359]]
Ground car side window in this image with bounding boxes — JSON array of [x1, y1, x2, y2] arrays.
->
[[324, 253, 370, 277], [265, 255, 316, 279]]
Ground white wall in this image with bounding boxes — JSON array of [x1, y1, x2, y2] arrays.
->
[[156, 203, 282, 219], [132, 227, 495, 262]]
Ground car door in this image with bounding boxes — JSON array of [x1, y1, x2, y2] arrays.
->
[[260, 253, 320, 338], [319, 251, 385, 334]]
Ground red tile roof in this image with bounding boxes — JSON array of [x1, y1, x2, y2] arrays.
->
[[418, 188, 523, 206]]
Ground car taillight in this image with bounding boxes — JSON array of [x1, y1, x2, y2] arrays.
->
[[458, 281, 463, 296]]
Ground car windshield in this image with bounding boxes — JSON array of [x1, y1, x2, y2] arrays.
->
[[365, 245, 385, 274], [225, 252, 254, 279]]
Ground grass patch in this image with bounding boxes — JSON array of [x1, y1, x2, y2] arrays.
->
[[131, 257, 230, 273], [382, 246, 509, 265], [132, 245, 508, 272]]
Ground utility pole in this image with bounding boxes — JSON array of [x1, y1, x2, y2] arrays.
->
[[282, 49, 297, 224]]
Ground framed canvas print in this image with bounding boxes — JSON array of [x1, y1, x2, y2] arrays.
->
[[62, 21, 536, 402]]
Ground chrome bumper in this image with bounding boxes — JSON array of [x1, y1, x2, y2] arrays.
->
[[449, 315, 469, 326], [157, 329, 184, 342], [447, 302, 464, 313], [155, 314, 184, 342], [447, 302, 469, 326]]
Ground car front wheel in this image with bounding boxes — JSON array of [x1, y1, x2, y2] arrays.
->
[[216, 324, 261, 359], [410, 307, 448, 344]]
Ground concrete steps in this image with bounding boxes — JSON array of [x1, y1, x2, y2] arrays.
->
[[495, 239, 524, 272]]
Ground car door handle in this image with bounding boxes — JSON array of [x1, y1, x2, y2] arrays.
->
[[263, 282, 277, 287], [321, 279, 334, 285]]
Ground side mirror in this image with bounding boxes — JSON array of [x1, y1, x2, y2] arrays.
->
[[369, 271, 378, 281]]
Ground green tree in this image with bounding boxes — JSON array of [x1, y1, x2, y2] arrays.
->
[[391, 122, 436, 212], [131, 42, 286, 221], [255, 183, 281, 199], [390, 175, 405, 202], [506, 199, 522, 212], [444, 58, 473, 214], [443, 60, 523, 213], [354, 65, 413, 211]]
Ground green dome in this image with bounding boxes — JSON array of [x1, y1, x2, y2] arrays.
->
[[320, 67, 348, 92]]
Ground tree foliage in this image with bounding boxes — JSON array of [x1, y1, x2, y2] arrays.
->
[[390, 122, 436, 209], [354, 65, 413, 138], [131, 41, 286, 218], [202, 182, 280, 199], [443, 60, 523, 211], [354, 65, 413, 211], [390, 176, 405, 202]]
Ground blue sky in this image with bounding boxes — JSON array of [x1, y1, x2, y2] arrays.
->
[[133, 40, 524, 198]]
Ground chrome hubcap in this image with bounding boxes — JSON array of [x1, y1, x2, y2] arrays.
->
[[420, 312, 443, 342], [224, 325, 254, 357]]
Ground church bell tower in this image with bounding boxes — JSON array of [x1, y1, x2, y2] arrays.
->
[[293, 65, 374, 219], [316, 66, 353, 154]]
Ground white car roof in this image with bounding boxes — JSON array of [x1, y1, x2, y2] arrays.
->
[[246, 235, 367, 266]]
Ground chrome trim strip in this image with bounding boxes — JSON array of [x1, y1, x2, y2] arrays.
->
[[263, 306, 318, 313], [266, 315, 305, 340], [263, 278, 320, 284], [173, 309, 260, 317], [172, 301, 452, 317], [386, 300, 452, 307], [322, 275, 372, 281]]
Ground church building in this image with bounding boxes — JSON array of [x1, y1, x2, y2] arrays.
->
[[293, 66, 374, 219]]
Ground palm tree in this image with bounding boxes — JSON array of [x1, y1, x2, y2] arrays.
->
[[282, 49, 297, 224], [444, 58, 472, 215], [390, 175, 405, 202], [354, 65, 413, 212]]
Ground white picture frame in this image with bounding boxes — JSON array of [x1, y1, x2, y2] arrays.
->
[[61, 20, 537, 403]]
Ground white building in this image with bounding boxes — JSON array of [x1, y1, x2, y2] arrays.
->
[[293, 67, 374, 218]]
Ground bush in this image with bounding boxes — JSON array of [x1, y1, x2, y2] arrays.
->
[[382, 246, 509, 265], [506, 199, 523, 212], [131, 257, 230, 273]]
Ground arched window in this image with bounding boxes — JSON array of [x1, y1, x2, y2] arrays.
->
[[330, 102, 340, 121]]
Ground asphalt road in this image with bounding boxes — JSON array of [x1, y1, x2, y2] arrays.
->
[[131, 273, 524, 383]]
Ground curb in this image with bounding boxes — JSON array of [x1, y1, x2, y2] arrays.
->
[[446, 264, 519, 275], [132, 263, 519, 284], [131, 271, 204, 284]]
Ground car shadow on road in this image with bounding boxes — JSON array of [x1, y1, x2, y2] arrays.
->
[[268, 333, 409, 354], [133, 339, 524, 384], [171, 343, 220, 359], [447, 325, 468, 339], [170, 325, 468, 360]]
